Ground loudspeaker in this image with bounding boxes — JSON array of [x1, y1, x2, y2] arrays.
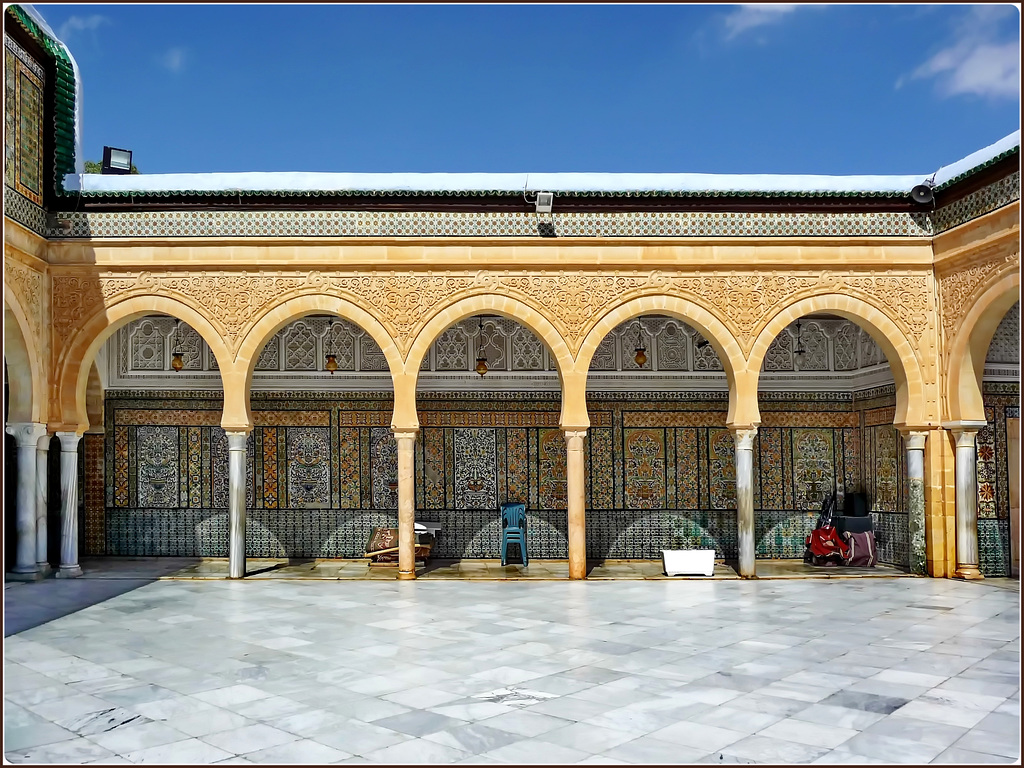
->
[[911, 184, 934, 205]]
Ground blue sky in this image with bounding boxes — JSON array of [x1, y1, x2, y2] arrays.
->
[[34, 3, 1021, 176]]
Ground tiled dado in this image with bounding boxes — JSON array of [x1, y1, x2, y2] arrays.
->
[[54, 208, 933, 239], [978, 518, 1011, 577], [873, 511, 910, 568]]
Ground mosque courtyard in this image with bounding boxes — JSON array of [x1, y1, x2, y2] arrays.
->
[[4, 570, 1019, 765]]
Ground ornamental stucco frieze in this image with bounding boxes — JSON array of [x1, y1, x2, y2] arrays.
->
[[51, 267, 939, 375], [4, 256, 44, 341], [938, 249, 1020, 347]]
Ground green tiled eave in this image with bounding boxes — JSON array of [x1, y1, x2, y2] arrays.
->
[[933, 145, 1020, 193], [7, 4, 77, 187]]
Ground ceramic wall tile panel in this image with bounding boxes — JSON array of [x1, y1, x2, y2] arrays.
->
[[623, 428, 666, 509], [873, 511, 910, 567], [137, 426, 179, 507], [369, 427, 398, 509], [56, 207, 935, 240], [83, 435, 105, 556], [792, 428, 836, 510], [588, 428, 614, 509], [978, 519, 1011, 577], [338, 427, 361, 508], [287, 427, 331, 508], [976, 420, 997, 519], [101, 389, 1016, 563], [932, 171, 1020, 234], [759, 428, 783, 509], [756, 510, 818, 559], [985, 302, 1020, 364], [421, 428, 446, 508], [866, 424, 902, 513], [453, 428, 497, 510], [5, 36, 44, 205], [674, 428, 699, 509], [708, 428, 736, 510], [538, 428, 567, 510]]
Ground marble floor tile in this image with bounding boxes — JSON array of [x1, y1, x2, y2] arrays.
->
[[372, 709, 468, 738], [2, 735, 115, 764], [837, 731, 947, 762], [932, 746, 1018, 764], [719, 734, 831, 763], [477, 709, 575, 737], [3, 722, 78, 753], [361, 737, 469, 764], [84, 720, 192, 755], [422, 722, 524, 754], [603, 734, 710, 764], [692, 705, 785, 735], [122, 737, 234, 764], [200, 723, 299, 754], [790, 702, 886, 731], [242, 738, 352, 763], [649, 720, 747, 752], [307, 720, 412, 755], [540, 721, 642, 754], [476, 738, 591, 764], [952, 727, 1021, 758], [756, 718, 859, 749]]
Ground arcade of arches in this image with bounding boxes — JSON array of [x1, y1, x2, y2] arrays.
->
[[1, 4, 1019, 582], [4, 197, 1020, 581]]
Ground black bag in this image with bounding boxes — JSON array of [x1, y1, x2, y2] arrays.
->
[[835, 515, 873, 535]]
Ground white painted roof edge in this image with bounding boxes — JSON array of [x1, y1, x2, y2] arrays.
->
[[78, 142, 1020, 196]]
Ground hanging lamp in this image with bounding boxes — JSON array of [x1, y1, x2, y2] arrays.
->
[[325, 318, 339, 374], [475, 317, 488, 376], [794, 320, 806, 359], [170, 319, 184, 372], [633, 321, 647, 367]]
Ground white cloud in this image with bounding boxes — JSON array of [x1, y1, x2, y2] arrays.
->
[[722, 4, 799, 40], [159, 47, 187, 73], [57, 14, 109, 43], [900, 7, 1020, 100]]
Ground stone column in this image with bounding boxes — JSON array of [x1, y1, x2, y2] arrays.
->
[[952, 427, 984, 580], [905, 431, 928, 575], [564, 429, 587, 580], [6, 423, 47, 579], [55, 431, 83, 578], [36, 432, 51, 576], [732, 427, 757, 578], [226, 432, 249, 579], [393, 429, 418, 580]]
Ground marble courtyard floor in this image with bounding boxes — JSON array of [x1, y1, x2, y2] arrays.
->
[[3, 572, 1019, 764]]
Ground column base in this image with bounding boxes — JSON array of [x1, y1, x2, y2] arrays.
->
[[7, 569, 44, 581], [36, 564, 54, 578], [56, 565, 83, 578], [954, 565, 984, 580], [397, 570, 417, 580]]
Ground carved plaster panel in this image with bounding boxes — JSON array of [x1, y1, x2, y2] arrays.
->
[[4, 256, 43, 341]]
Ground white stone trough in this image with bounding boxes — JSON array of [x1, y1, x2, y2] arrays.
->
[[662, 549, 715, 577]]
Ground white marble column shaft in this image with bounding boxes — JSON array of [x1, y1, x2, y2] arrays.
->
[[55, 431, 83, 578], [36, 433, 51, 574], [953, 428, 983, 580], [732, 427, 757, 578], [564, 429, 587, 580], [6, 423, 47, 576], [226, 432, 248, 579], [393, 430, 418, 580], [905, 432, 927, 575]]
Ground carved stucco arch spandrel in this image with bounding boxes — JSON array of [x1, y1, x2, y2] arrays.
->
[[234, 293, 404, 431], [575, 294, 750, 425], [750, 294, 930, 429], [402, 293, 578, 430], [52, 292, 235, 432], [942, 252, 1020, 424]]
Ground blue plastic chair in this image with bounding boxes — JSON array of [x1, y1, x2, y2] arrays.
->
[[500, 502, 529, 567]]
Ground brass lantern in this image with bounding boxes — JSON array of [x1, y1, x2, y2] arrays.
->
[[633, 322, 647, 368], [170, 320, 184, 372], [475, 317, 488, 376], [325, 318, 339, 374]]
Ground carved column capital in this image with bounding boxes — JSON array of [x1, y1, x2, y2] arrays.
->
[[562, 429, 588, 452], [905, 432, 928, 452], [225, 431, 248, 452], [391, 428, 420, 445], [730, 426, 758, 452], [55, 430, 82, 453], [7, 422, 47, 448]]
